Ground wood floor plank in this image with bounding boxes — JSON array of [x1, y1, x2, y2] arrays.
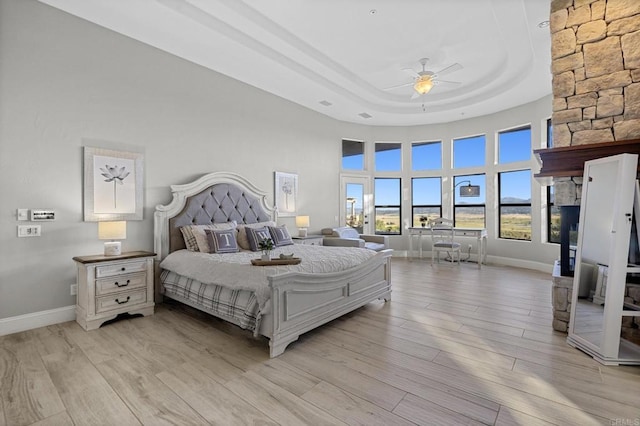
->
[[0, 336, 66, 426], [95, 354, 210, 425], [41, 347, 141, 425], [225, 370, 347, 426], [301, 381, 416, 426], [299, 337, 501, 424], [495, 406, 556, 426], [26, 411, 74, 426], [156, 365, 278, 426], [279, 345, 407, 412], [392, 393, 486, 426]]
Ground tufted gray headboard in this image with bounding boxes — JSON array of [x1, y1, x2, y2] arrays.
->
[[154, 172, 277, 260]]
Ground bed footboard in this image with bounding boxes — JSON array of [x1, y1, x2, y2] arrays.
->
[[266, 249, 392, 357]]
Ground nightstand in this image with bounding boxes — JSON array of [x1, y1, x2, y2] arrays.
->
[[73, 251, 155, 330], [292, 235, 323, 246]]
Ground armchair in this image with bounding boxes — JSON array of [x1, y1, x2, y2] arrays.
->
[[321, 227, 389, 251]]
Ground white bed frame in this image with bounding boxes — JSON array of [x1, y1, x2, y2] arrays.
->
[[154, 171, 392, 357]]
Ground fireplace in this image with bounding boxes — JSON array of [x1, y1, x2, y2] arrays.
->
[[559, 206, 580, 277]]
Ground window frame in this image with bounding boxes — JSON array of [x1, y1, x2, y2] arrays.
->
[[411, 177, 442, 227], [453, 173, 486, 228], [498, 169, 532, 241], [374, 177, 402, 235]]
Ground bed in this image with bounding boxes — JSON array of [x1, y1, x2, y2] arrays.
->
[[154, 171, 392, 357]]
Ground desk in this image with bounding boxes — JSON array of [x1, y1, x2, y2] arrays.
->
[[408, 226, 487, 268]]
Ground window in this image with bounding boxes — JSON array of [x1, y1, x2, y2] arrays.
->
[[453, 174, 485, 227], [412, 141, 442, 171], [342, 139, 364, 170], [412, 177, 442, 226], [375, 142, 401, 172], [453, 135, 485, 168], [499, 170, 532, 240], [498, 127, 531, 163], [548, 186, 560, 243], [374, 178, 401, 235]]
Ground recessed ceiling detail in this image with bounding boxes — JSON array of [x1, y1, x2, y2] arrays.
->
[[37, 0, 552, 126]]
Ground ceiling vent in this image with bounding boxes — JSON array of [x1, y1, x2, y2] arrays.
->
[[358, 112, 372, 119], [319, 100, 332, 106]]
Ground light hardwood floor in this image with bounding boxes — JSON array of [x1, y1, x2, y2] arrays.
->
[[2, 259, 639, 425]]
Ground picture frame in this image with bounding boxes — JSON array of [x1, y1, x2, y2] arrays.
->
[[274, 171, 298, 217], [83, 146, 144, 221]]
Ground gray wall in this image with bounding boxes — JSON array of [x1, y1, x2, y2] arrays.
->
[[0, 0, 557, 320]]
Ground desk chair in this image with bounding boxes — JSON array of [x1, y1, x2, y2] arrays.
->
[[430, 218, 461, 265]]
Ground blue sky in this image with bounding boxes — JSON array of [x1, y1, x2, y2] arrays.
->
[[344, 127, 532, 207]]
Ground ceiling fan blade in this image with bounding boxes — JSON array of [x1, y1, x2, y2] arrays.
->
[[402, 67, 420, 78], [433, 63, 463, 78], [434, 79, 461, 85], [383, 81, 414, 91]]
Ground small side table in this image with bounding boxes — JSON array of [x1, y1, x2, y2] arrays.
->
[[73, 251, 155, 330], [292, 235, 323, 246]]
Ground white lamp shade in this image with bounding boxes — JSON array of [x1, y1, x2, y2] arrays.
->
[[98, 221, 127, 240], [295, 216, 310, 228]]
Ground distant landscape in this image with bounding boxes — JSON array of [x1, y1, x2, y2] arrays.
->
[[372, 198, 542, 241]]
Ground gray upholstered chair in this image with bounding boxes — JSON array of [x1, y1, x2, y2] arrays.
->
[[430, 218, 461, 265], [321, 227, 389, 251]]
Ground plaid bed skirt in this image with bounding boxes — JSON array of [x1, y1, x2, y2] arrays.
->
[[160, 270, 261, 332]]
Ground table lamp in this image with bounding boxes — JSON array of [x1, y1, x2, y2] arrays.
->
[[295, 215, 310, 237], [98, 221, 127, 256]]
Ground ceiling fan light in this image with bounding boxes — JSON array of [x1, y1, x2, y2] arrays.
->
[[414, 76, 433, 95]]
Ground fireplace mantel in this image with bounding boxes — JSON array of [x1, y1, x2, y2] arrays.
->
[[534, 139, 640, 179]]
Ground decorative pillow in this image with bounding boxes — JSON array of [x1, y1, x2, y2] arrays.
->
[[179, 222, 237, 252], [237, 221, 276, 250], [204, 229, 239, 253], [245, 227, 273, 251], [268, 225, 294, 246]]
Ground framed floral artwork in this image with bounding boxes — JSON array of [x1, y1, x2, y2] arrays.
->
[[83, 146, 144, 221], [274, 171, 298, 217]]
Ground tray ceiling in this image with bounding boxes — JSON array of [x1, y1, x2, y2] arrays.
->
[[38, 0, 552, 126]]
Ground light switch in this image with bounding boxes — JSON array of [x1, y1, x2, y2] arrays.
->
[[17, 209, 29, 221]]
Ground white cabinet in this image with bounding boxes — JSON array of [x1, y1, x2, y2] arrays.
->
[[568, 153, 640, 365], [292, 236, 323, 246], [73, 251, 155, 330]]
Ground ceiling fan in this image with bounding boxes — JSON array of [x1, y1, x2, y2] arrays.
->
[[384, 58, 463, 99]]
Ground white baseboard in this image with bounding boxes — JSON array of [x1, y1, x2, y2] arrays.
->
[[0, 305, 76, 336], [398, 250, 553, 273]]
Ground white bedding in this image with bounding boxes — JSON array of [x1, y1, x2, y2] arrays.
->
[[159, 245, 376, 311]]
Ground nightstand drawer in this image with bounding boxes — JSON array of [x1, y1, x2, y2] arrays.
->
[[96, 260, 147, 278], [96, 272, 146, 296], [96, 289, 146, 313]]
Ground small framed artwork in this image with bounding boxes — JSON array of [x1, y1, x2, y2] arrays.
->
[[274, 171, 298, 217], [83, 146, 144, 221]]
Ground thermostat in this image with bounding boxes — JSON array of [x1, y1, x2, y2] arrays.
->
[[31, 209, 55, 221]]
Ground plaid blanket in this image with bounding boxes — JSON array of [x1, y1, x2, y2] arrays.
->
[[160, 270, 260, 332]]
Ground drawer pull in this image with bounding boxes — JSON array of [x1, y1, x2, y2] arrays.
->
[[115, 296, 130, 305], [114, 280, 130, 288], [121, 267, 126, 271]]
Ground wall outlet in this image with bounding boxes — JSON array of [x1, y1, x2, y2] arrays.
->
[[17, 225, 41, 237], [70, 284, 77, 296], [468, 244, 473, 250], [17, 209, 29, 221]]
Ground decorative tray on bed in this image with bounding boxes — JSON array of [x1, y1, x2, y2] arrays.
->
[[251, 258, 302, 266]]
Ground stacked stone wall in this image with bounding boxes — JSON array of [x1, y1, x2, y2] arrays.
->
[[551, 0, 640, 149]]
